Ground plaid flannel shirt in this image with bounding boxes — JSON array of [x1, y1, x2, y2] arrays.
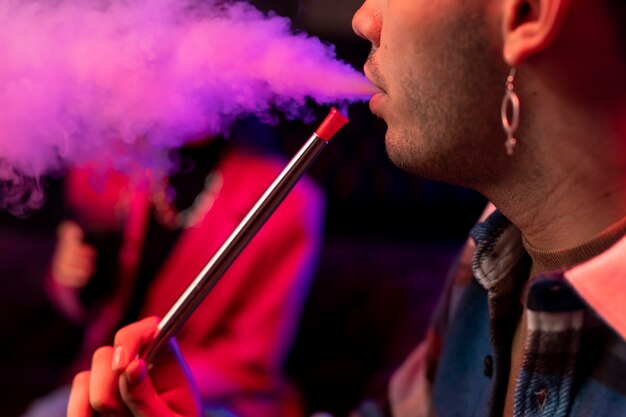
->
[[388, 210, 626, 417]]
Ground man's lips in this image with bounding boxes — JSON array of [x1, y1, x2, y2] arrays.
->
[[368, 91, 385, 115]]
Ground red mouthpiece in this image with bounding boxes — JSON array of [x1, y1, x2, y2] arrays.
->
[[315, 107, 349, 141]]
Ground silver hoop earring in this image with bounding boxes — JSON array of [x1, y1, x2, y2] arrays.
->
[[501, 68, 520, 156]]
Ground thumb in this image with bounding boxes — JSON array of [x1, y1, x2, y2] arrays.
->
[[59, 221, 85, 242], [119, 359, 176, 417]]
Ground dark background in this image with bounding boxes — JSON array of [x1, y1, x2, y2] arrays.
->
[[0, 1, 487, 416]]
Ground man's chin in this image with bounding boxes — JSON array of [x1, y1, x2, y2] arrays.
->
[[383, 133, 420, 174], [383, 133, 460, 184]]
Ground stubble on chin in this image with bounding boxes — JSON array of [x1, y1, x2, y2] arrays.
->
[[383, 12, 507, 190]]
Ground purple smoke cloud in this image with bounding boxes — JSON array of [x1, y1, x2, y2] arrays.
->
[[0, 0, 375, 213]]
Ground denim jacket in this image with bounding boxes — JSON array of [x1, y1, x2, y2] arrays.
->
[[388, 210, 626, 417]]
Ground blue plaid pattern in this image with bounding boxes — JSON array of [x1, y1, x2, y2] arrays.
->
[[426, 211, 626, 417]]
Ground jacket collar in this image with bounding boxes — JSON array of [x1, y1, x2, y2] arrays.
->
[[470, 209, 626, 341]]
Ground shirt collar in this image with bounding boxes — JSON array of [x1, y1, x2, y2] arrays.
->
[[470, 210, 526, 297], [470, 209, 626, 341]]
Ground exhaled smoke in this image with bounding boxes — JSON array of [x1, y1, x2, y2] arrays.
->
[[0, 0, 375, 214]]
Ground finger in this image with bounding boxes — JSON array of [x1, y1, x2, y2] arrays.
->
[[119, 359, 178, 417], [77, 244, 98, 260], [58, 221, 86, 245], [53, 265, 92, 288], [58, 224, 96, 261], [54, 246, 97, 286], [89, 346, 126, 414], [60, 244, 96, 266], [112, 317, 160, 370], [69, 245, 97, 264], [59, 220, 84, 238], [68, 371, 93, 417], [68, 246, 97, 270], [66, 254, 96, 277]]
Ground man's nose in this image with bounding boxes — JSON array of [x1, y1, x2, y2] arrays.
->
[[352, 2, 381, 48]]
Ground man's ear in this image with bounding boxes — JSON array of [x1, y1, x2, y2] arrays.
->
[[502, 0, 572, 66]]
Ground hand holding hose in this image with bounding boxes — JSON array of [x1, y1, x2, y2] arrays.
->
[[67, 108, 349, 416], [67, 317, 201, 417]]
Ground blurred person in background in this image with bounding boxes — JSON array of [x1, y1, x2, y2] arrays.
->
[[23, 119, 325, 417]]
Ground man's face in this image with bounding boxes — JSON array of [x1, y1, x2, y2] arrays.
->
[[353, 0, 508, 188]]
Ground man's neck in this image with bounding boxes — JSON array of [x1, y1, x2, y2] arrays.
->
[[486, 102, 626, 251], [500, 170, 626, 251]]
